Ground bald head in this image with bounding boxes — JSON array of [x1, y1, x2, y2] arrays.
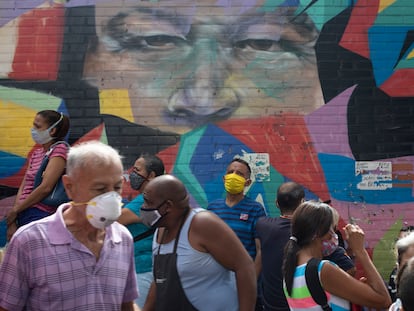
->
[[277, 182, 305, 213], [145, 175, 189, 208]]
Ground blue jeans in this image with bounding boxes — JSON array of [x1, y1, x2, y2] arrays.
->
[[0, 218, 6, 247], [17, 207, 51, 227], [135, 271, 153, 308]]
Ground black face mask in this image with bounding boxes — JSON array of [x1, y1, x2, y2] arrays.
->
[[129, 171, 149, 190]]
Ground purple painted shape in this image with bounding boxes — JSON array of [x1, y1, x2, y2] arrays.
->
[[304, 85, 357, 159], [0, 0, 44, 27], [65, 0, 97, 8]]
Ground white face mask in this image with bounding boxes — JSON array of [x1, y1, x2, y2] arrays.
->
[[31, 113, 63, 145], [31, 127, 54, 145], [75, 191, 122, 229]]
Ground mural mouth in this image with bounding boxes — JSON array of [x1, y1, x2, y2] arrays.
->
[[163, 106, 237, 127]]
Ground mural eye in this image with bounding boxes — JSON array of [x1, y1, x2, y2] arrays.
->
[[235, 39, 280, 52], [120, 35, 187, 51], [145, 35, 185, 47]]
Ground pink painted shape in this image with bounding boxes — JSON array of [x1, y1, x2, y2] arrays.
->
[[304, 85, 357, 159], [330, 193, 414, 250]]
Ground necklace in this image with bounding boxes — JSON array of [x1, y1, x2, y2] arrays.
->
[[280, 215, 293, 219]]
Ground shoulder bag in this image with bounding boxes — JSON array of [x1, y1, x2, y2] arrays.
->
[[33, 141, 70, 208]]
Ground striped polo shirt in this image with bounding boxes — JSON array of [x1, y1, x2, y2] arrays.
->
[[207, 196, 266, 258], [0, 204, 139, 309]]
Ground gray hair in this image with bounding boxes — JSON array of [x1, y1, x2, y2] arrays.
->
[[66, 141, 123, 176]]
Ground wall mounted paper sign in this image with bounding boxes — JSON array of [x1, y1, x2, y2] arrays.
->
[[356, 161, 392, 190], [241, 153, 270, 182]]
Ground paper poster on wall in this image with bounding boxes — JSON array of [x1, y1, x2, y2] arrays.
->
[[355, 161, 392, 190], [241, 153, 270, 182]]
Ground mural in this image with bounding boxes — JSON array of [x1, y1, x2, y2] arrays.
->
[[0, 0, 413, 277]]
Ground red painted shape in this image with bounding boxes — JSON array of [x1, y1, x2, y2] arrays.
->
[[339, 0, 379, 58], [157, 143, 180, 174], [9, 4, 65, 80], [72, 123, 105, 145], [218, 115, 330, 200], [379, 69, 414, 97]]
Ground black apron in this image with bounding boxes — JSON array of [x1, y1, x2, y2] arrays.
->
[[153, 214, 198, 311]]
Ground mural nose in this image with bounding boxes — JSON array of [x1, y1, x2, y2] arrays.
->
[[167, 62, 240, 122], [168, 83, 240, 121]]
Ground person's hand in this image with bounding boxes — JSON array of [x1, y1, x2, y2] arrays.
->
[[343, 224, 365, 255], [6, 208, 18, 225], [7, 221, 17, 241]]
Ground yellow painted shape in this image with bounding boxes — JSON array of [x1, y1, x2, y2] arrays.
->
[[99, 89, 134, 122], [0, 100, 37, 157], [379, 0, 397, 13]]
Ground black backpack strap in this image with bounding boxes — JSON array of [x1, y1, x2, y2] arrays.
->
[[133, 227, 156, 242], [305, 258, 332, 311]]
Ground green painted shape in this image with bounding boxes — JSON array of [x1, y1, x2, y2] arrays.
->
[[260, 0, 287, 11], [304, 0, 350, 31], [172, 126, 209, 208], [375, 0, 414, 26], [261, 166, 285, 217], [260, 0, 350, 30], [395, 55, 414, 69], [373, 218, 404, 279], [100, 125, 109, 145], [0, 86, 61, 110]]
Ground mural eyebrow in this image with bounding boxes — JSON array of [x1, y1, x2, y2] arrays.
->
[[104, 7, 192, 37], [100, 7, 192, 51]]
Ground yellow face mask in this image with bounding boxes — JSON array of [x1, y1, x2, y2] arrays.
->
[[224, 173, 246, 194]]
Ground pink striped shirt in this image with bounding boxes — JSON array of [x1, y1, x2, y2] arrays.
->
[[19, 143, 68, 213]]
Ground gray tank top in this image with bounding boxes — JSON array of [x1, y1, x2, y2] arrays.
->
[[153, 208, 239, 311]]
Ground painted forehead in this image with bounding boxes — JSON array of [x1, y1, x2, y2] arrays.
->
[[97, 0, 282, 10], [94, 0, 300, 24]]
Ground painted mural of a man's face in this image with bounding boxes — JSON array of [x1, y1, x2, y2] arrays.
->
[[83, 0, 324, 134]]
